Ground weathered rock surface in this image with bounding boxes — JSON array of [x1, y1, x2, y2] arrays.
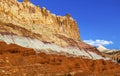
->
[[102, 51, 120, 64], [0, 0, 80, 46], [97, 45, 109, 53], [0, 0, 120, 75], [97, 45, 120, 63], [0, 0, 103, 59], [0, 41, 36, 56], [0, 41, 120, 76]]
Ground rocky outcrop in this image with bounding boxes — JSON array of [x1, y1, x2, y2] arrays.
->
[[102, 51, 120, 63], [0, 34, 103, 59], [0, 0, 120, 75], [97, 45, 120, 63], [97, 45, 109, 53], [0, 41, 120, 76], [0, 0, 103, 59], [0, 0, 80, 46]]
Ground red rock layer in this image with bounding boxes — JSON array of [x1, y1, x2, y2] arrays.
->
[[0, 41, 36, 56], [0, 41, 120, 76]]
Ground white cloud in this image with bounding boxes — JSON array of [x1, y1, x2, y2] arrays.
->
[[83, 39, 113, 46]]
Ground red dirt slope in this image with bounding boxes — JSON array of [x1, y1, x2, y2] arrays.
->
[[0, 41, 120, 76]]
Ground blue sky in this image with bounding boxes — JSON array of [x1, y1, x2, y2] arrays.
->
[[18, 0, 120, 49]]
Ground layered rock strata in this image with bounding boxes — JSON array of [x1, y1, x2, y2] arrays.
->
[[0, 0, 102, 59], [0, 41, 120, 76], [0, 0, 80, 46]]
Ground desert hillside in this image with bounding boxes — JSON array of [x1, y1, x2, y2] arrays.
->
[[0, 0, 120, 76], [0, 41, 120, 76]]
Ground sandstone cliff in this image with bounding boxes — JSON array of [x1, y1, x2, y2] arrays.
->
[[0, 0, 103, 59], [0, 0, 120, 75], [0, 0, 80, 46]]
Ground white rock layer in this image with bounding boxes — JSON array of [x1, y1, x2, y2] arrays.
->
[[0, 34, 104, 60]]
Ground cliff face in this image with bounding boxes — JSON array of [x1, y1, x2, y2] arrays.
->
[[0, 0, 103, 59], [0, 0, 80, 46], [0, 0, 120, 75]]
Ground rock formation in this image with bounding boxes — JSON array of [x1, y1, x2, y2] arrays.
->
[[0, 0, 102, 59], [0, 0, 120, 75], [102, 50, 120, 64], [0, 0, 80, 46], [97, 45, 120, 63], [0, 41, 119, 76], [97, 45, 109, 53]]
